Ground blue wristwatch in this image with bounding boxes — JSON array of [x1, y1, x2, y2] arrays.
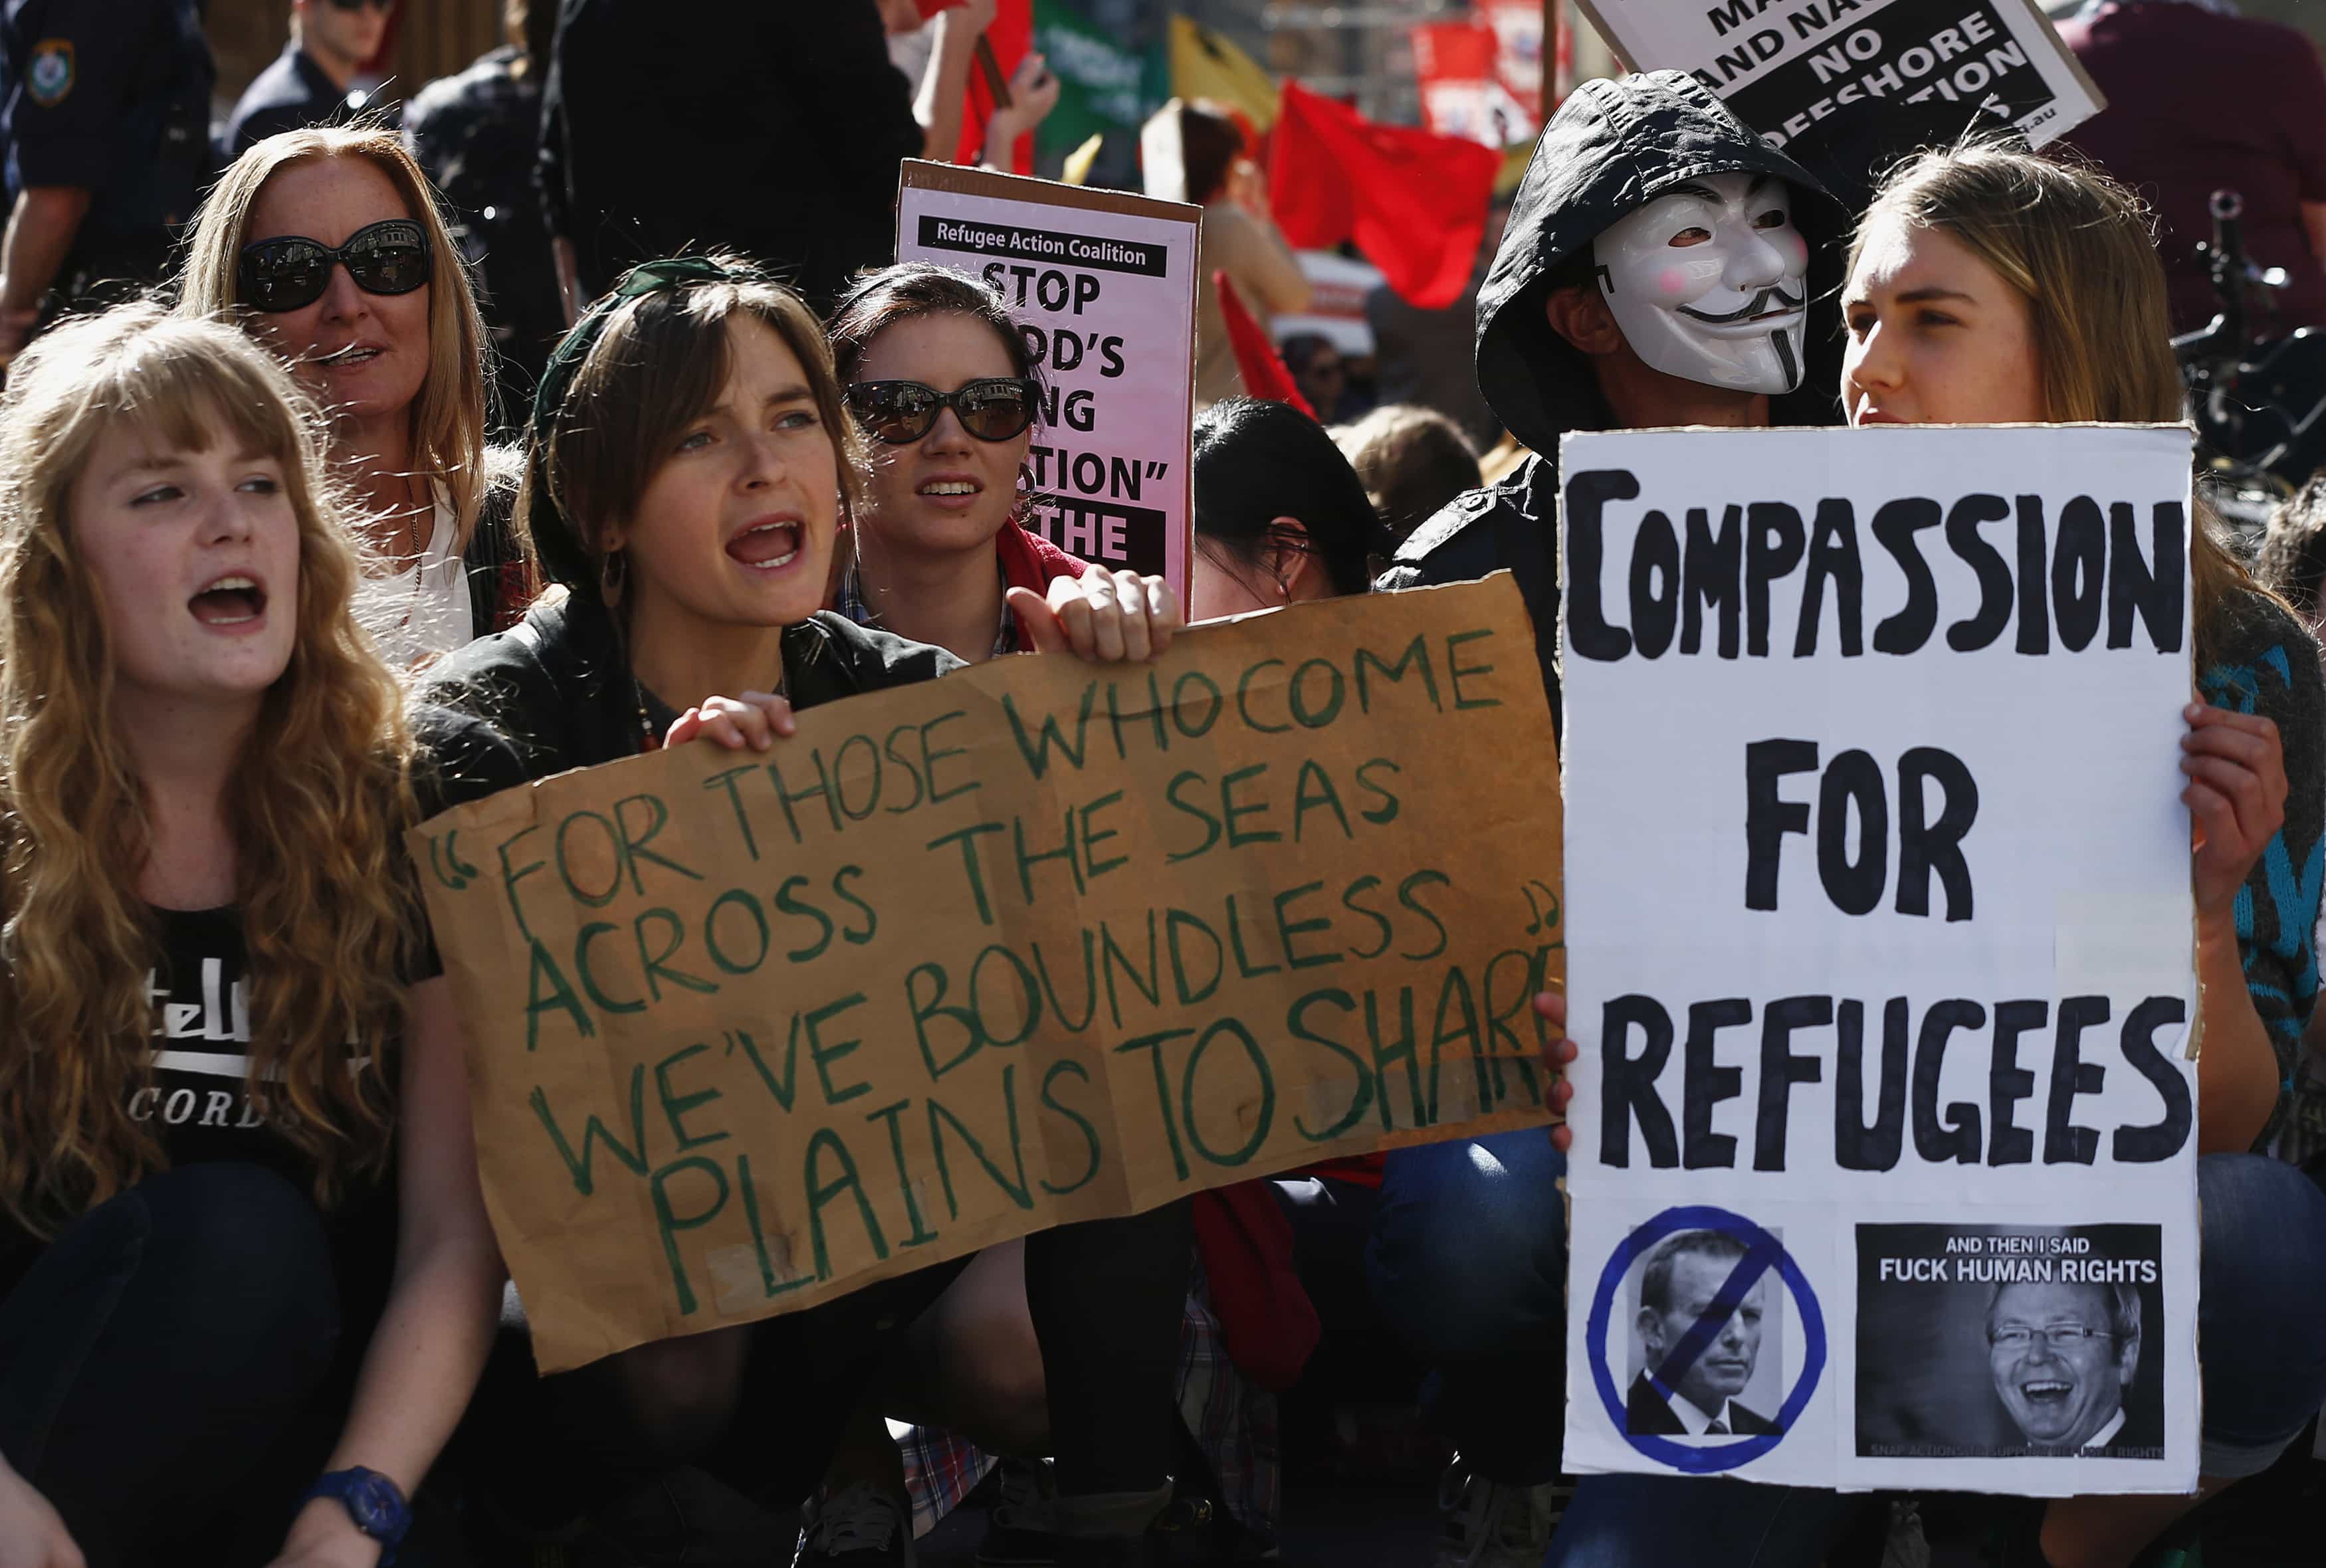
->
[[301, 1467, 410, 1564]]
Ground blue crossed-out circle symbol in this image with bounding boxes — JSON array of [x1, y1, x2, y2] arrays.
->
[[1586, 1203, 1827, 1474]]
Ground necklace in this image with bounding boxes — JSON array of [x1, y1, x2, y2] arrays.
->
[[383, 472, 435, 649], [632, 656, 792, 753], [399, 471, 426, 567]]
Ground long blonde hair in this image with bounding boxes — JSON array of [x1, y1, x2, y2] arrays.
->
[[176, 126, 492, 551], [0, 306, 421, 1236], [1854, 142, 2254, 660]]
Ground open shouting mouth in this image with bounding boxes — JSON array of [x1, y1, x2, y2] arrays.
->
[[725, 516, 802, 571], [190, 572, 268, 627]]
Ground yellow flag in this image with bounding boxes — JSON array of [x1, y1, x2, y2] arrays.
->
[[1169, 15, 1279, 133], [1061, 134, 1105, 187], [1498, 143, 1533, 201]]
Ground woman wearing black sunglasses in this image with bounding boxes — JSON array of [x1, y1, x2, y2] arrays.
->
[[829, 263, 1124, 666], [178, 126, 536, 666]]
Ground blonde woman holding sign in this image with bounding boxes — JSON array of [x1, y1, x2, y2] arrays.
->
[[1838, 140, 2326, 1568], [1540, 144, 2326, 1568], [426, 255, 1196, 1568]]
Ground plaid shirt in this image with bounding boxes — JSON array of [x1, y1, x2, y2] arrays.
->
[[835, 555, 1019, 658]]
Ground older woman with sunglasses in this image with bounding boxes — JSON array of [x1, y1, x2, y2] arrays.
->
[[178, 126, 535, 666], [827, 264, 1109, 664]]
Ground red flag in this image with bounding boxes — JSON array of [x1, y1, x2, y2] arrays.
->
[[1267, 80, 1500, 311], [1412, 21, 1534, 147], [956, 0, 1034, 174], [1411, 21, 1499, 89], [1215, 270, 1316, 419]]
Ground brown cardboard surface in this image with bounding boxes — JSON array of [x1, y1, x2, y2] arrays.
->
[[412, 576, 1564, 1372]]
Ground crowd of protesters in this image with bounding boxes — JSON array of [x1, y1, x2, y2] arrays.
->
[[9, 1, 2326, 1567]]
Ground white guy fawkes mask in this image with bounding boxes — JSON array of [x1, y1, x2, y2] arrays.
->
[[1592, 171, 1809, 396]]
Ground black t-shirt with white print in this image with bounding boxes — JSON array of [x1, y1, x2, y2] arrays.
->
[[0, 708, 527, 1295], [140, 904, 319, 1190], [130, 708, 525, 1176]]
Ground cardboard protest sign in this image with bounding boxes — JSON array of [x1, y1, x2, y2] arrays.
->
[[1558, 426, 2198, 1494], [896, 161, 1198, 602], [1570, 0, 2103, 201], [414, 578, 1562, 1373]]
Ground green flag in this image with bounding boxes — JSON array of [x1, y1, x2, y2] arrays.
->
[[1033, 0, 1168, 167]]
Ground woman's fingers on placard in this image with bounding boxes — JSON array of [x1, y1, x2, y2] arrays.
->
[[2181, 753, 2280, 846], [1069, 571, 1127, 662], [1140, 572, 1181, 656], [1045, 575, 1103, 658], [2182, 710, 2282, 793], [2185, 700, 2276, 737], [739, 690, 797, 739], [1110, 570, 1151, 662], [1005, 585, 1068, 654], [2185, 775, 2262, 915], [668, 695, 776, 752]]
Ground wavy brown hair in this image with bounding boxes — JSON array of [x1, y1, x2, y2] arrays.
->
[[526, 260, 865, 598], [1853, 142, 2258, 662], [175, 125, 494, 549], [0, 306, 421, 1237]]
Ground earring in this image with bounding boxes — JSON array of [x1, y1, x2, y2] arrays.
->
[[600, 548, 628, 601]]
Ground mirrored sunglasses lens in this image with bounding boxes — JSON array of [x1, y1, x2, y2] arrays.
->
[[246, 246, 330, 310], [861, 386, 936, 442], [345, 225, 427, 294], [350, 248, 427, 294], [960, 385, 1032, 440]]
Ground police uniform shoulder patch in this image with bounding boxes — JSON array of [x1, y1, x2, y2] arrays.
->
[[27, 39, 73, 108]]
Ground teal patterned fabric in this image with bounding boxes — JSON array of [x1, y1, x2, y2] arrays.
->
[[2199, 589, 2326, 1159]]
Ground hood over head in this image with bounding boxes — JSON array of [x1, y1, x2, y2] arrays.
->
[[1475, 71, 1846, 454]]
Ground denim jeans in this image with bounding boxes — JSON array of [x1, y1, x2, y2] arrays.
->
[[1367, 1128, 1568, 1485], [0, 1161, 346, 1567], [1542, 1153, 2326, 1567]]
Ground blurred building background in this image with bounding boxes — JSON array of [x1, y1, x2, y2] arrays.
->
[[194, 0, 2326, 203], [199, 1, 1626, 153]]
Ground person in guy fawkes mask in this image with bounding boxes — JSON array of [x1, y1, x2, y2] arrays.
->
[[1362, 74, 1844, 1568], [1377, 70, 1846, 724]]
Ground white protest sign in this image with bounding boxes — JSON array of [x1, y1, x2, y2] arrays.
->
[[1571, 0, 2103, 153], [1559, 425, 2198, 1494], [897, 161, 1198, 605]]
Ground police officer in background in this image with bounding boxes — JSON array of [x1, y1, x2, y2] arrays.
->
[[221, 0, 397, 161], [405, 0, 561, 433], [0, 0, 213, 361]]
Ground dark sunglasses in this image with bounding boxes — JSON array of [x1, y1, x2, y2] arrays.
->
[[235, 219, 431, 314], [322, 0, 394, 11], [845, 378, 1038, 444]]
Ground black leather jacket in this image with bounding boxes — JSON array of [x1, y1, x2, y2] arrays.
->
[[423, 591, 960, 779]]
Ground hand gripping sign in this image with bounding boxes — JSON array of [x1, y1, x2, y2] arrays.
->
[[1559, 425, 2200, 1494], [413, 577, 1563, 1373]]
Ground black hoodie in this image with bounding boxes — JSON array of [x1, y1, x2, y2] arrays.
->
[[1378, 72, 1846, 728]]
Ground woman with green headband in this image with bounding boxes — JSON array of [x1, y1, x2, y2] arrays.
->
[[426, 256, 1192, 1567]]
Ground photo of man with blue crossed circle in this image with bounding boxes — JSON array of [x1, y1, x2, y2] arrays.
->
[[1626, 1228, 1784, 1437]]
